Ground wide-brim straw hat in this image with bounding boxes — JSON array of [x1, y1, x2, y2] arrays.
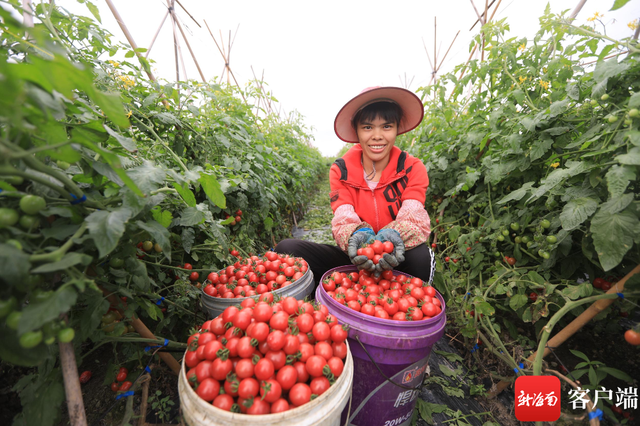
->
[[334, 86, 424, 143]]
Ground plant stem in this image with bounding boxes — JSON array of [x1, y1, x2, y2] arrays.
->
[[486, 182, 495, 221], [132, 116, 188, 173], [29, 222, 87, 263]]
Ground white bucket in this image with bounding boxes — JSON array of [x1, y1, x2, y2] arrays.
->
[[200, 269, 314, 319], [178, 342, 353, 426]]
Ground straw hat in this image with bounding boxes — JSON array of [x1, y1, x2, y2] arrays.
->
[[334, 86, 424, 143]]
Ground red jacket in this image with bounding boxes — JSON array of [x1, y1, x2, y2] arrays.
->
[[329, 145, 429, 233]]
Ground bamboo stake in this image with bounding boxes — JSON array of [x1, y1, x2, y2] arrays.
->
[[433, 17, 438, 75], [469, 0, 485, 25], [104, 0, 160, 85], [568, 0, 588, 22], [170, 1, 180, 83], [60, 341, 88, 426], [175, 0, 201, 27], [546, 369, 600, 426], [481, 0, 489, 62], [145, 9, 170, 59], [22, 0, 33, 27], [469, 0, 496, 30], [488, 264, 640, 398], [167, 0, 207, 82], [436, 31, 460, 71], [488, 0, 503, 22], [137, 372, 152, 426]]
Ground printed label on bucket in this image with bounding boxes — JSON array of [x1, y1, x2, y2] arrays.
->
[[345, 355, 430, 426]]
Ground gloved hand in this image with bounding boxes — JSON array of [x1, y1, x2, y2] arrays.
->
[[347, 228, 376, 272], [374, 229, 406, 272]]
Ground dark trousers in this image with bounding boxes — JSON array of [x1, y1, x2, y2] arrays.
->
[[274, 239, 434, 286]]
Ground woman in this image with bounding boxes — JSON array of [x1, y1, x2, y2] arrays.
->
[[275, 86, 434, 285]]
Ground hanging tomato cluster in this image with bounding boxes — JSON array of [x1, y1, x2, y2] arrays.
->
[[322, 270, 442, 320], [184, 296, 349, 414], [203, 252, 309, 299]]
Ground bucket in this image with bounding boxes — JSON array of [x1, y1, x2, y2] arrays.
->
[[315, 265, 446, 426], [200, 269, 314, 319], [178, 341, 354, 426]]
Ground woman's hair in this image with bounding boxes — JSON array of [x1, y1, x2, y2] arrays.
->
[[351, 101, 404, 130]]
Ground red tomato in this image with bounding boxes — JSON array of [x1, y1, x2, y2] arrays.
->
[[289, 383, 312, 407], [362, 247, 375, 260], [296, 313, 314, 333], [247, 398, 270, 415], [119, 381, 132, 392], [270, 398, 290, 413], [211, 357, 233, 381], [79, 371, 92, 384], [260, 379, 282, 403], [269, 311, 289, 331], [213, 394, 234, 411], [371, 240, 384, 255], [235, 358, 255, 379], [330, 324, 348, 343], [327, 356, 344, 377], [276, 365, 298, 390], [110, 382, 120, 392], [314, 341, 333, 360], [310, 376, 331, 396], [116, 371, 127, 382], [254, 358, 275, 381], [196, 378, 220, 401], [382, 241, 394, 254], [183, 263, 193, 270], [305, 355, 327, 377], [238, 377, 260, 399]]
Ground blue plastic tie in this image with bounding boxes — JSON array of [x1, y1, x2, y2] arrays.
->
[[616, 292, 624, 299], [145, 338, 169, 352], [0, 189, 3, 194], [69, 193, 87, 205], [144, 366, 151, 374], [116, 391, 134, 400], [155, 297, 165, 306], [588, 409, 603, 420], [519, 362, 524, 369], [470, 343, 479, 353]]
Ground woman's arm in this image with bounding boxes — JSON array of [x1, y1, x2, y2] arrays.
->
[[382, 199, 431, 249], [331, 204, 373, 251]]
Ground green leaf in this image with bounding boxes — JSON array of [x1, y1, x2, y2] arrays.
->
[[560, 197, 598, 231], [86, 208, 132, 258], [125, 161, 165, 194], [198, 173, 226, 208], [439, 364, 459, 378], [85, 1, 102, 22], [181, 228, 195, 254], [497, 182, 534, 204], [549, 99, 570, 116], [475, 301, 495, 316], [598, 366, 633, 381], [136, 220, 171, 261], [527, 271, 545, 286], [41, 224, 79, 241], [18, 286, 78, 334], [616, 147, 640, 165], [264, 216, 274, 231], [0, 324, 49, 367], [610, 0, 633, 10], [0, 243, 31, 284], [569, 349, 590, 362], [625, 130, 640, 146], [606, 165, 635, 198], [530, 138, 553, 161], [31, 253, 92, 273], [563, 284, 583, 300], [600, 193, 634, 214], [20, 372, 65, 426], [104, 125, 137, 152], [172, 182, 196, 207], [180, 207, 205, 226], [79, 290, 110, 341], [590, 208, 638, 270], [629, 93, 640, 108], [151, 206, 173, 228], [448, 225, 460, 242], [509, 294, 528, 311]]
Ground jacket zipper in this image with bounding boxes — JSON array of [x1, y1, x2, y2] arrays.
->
[[371, 188, 379, 231]]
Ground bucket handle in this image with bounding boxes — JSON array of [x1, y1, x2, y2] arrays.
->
[[354, 335, 422, 391]]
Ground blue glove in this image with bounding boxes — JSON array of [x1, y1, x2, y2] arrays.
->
[[347, 228, 376, 272], [375, 229, 406, 272]]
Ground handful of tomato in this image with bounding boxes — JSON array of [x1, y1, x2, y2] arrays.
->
[[202, 252, 308, 299], [321, 269, 442, 321], [184, 296, 349, 414], [355, 239, 394, 265]]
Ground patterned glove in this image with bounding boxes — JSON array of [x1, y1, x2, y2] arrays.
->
[[347, 228, 376, 272], [375, 229, 406, 271]]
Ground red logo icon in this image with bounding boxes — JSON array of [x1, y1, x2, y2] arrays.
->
[[515, 376, 561, 421]]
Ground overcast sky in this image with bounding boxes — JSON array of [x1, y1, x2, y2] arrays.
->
[[59, 0, 640, 157]]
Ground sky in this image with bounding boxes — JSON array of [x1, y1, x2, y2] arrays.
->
[[55, 1, 640, 157]]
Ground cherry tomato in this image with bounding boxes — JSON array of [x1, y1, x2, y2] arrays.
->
[[79, 371, 92, 384], [624, 329, 640, 346], [196, 378, 220, 401], [119, 381, 132, 392], [288, 383, 312, 407], [276, 365, 298, 391]]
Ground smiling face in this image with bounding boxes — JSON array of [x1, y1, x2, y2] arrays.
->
[[356, 116, 398, 167]]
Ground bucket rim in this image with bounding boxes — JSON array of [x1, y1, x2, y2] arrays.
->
[[317, 265, 446, 327]]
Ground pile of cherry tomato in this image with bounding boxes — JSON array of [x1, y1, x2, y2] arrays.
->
[[110, 367, 132, 393], [355, 240, 394, 265], [184, 296, 349, 414], [321, 269, 442, 321], [202, 252, 309, 299]]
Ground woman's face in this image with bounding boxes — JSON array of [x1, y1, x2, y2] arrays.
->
[[356, 116, 398, 164]]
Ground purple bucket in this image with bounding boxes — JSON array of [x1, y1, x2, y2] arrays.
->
[[316, 265, 446, 426]]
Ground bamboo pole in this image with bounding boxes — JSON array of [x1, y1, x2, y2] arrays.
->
[[488, 264, 640, 398], [469, 0, 496, 30], [568, 0, 588, 22], [60, 341, 88, 426], [170, 1, 180, 83], [169, 5, 207, 82], [145, 9, 170, 59], [175, 0, 201, 27], [469, 0, 485, 25], [22, 0, 33, 27]]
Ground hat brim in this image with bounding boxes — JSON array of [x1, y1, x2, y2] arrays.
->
[[334, 87, 424, 143]]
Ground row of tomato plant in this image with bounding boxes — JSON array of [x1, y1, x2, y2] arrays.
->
[[396, 5, 640, 415], [0, 2, 324, 425]]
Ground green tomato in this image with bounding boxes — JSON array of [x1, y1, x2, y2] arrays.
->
[[629, 108, 639, 118], [6, 311, 21, 330], [625, 119, 633, 125], [19, 195, 46, 215], [540, 219, 551, 229], [109, 257, 124, 268], [19, 215, 40, 230], [514, 236, 522, 244], [142, 241, 154, 252], [601, 94, 609, 101], [44, 336, 56, 345], [19, 330, 43, 349], [546, 235, 558, 244], [0, 208, 19, 228], [56, 160, 71, 170], [497, 235, 505, 242], [608, 115, 618, 123], [501, 230, 510, 237], [31, 290, 53, 304], [590, 99, 598, 106], [538, 250, 550, 259], [0, 297, 17, 318], [493, 251, 501, 257], [510, 223, 520, 231], [57, 327, 75, 343], [521, 236, 530, 244], [526, 241, 534, 248]]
